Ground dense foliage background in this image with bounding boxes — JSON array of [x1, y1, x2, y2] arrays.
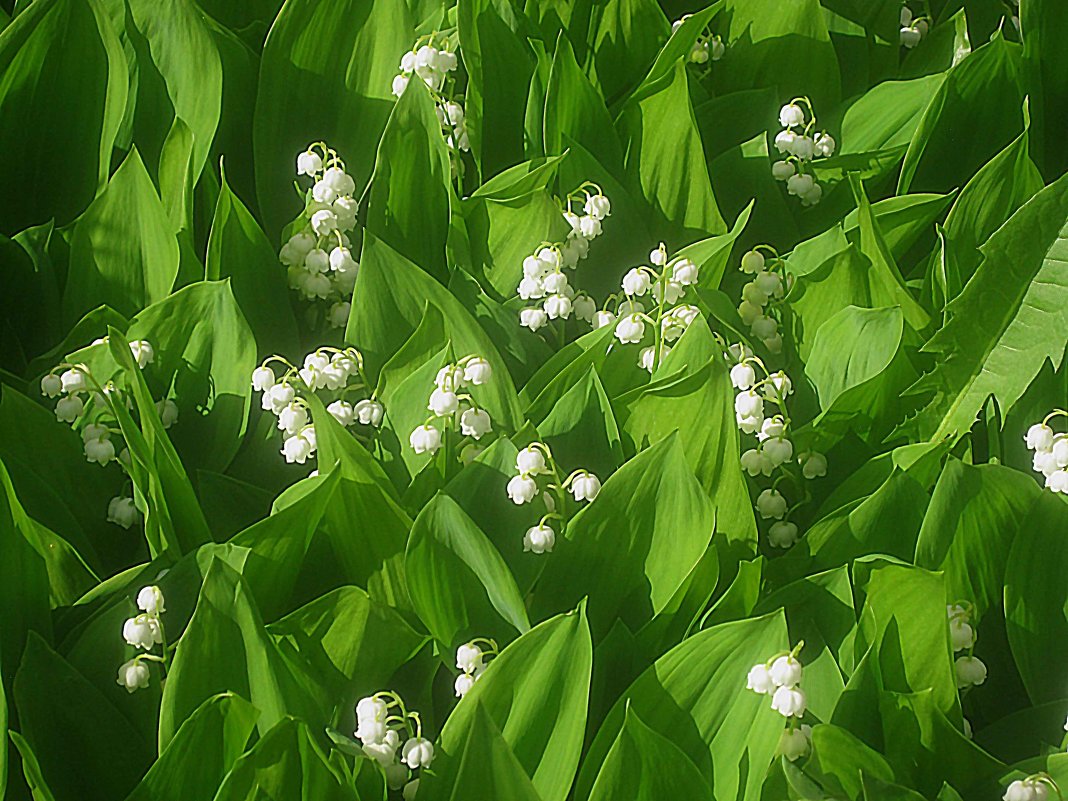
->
[[0, 0, 1067, 799]]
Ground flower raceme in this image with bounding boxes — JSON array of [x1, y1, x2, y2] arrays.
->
[[771, 98, 833, 206], [747, 646, 809, 728], [453, 639, 497, 697], [948, 603, 988, 691], [408, 355, 495, 460], [355, 691, 434, 793], [1025, 411, 1068, 493], [117, 585, 168, 693]]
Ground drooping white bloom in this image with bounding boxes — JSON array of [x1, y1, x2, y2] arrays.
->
[[401, 737, 435, 769], [778, 725, 813, 761], [787, 173, 815, 198], [570, 471, 601, 502], [622, 268, 652, 296], [520, 308, 549, 331], [297, 149, 323, 177], [738, 300, 761, 326], [362, 729, 400, 766], [129, 340, 155, 368], [1047, 470, 1068, 494], [252, 366, 276, 392], [615, 314, 646, 345], [772, 160, 796, 181], [584, 194, 611, 220], [116, 659, 151, 693], [428, 387, 460, 417], [572, 294, 597, 323], [310, 209, 339, 236], [455, 672, 476, 698], [756, 488, 788, 520], [747, 663, 775, 694], [516, 446, 547, 476], [763, 436, 794, 466], [60, 366, 90, 394], [123, 614, 163, 650], [735, 390, 764, 421], [456, 643, 484, 674], [409, 424, 442, 455], [107, 496, 139, 529], [639, 344, 671, 373], [771, 685, 807, 717], [262, 383, 295, 414], [742, 281, 769, 307], [355, 696, 389, 745], [544, 294, 572, 320], [949, 617, 975, 652], [800, 451, 828, 479], [741, 250, 765, 275], [768, 520, 800, 548], [277, 402, 309, 436], [435, 364, 465, 391], [523, 523, 556, 554], [770, 655, 803, 688], [354, 399, 384, 427], [84, 435, 116, 466], [955, 655, 988, 688], [1053, 436, 1068, 467], [764, 371, 794, 400], [136, 585, 165, 616], [40, 373, 62, 398], [327, 400, 355, 426], [672, 258, 699, 286], [740, 448, 773, 477], [507, 474, 538, 505], [779, 103, 805, 128], [1025, 423, 1054, 451], [594, 310, 616, 329], [463, 357, 492, 386], [814, 132, 836, 158], [460, 408, 492, 440], [282, 431, 315, 464]]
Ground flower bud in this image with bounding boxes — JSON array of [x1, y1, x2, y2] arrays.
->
[[409, 424, 442, 455], [772, 160, 795, 181], [572, 294, 597, 323], [523, 523, 556, 554], [900, 26, 922, 48], [40, 374, 62, 398], [740, 250, 765, 274], [116, 659, 150, 693], [107, 496, 140, 529]]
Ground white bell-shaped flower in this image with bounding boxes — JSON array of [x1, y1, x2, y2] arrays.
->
[[454, 672, 476, 698], [1034, 450, 1058, 477], [1025, 423, 1055, 451], [789, 135, 815, 161], [756, 488, 788, 520], [409, 424, 442, 455], [771, 685, 807, 717], [507, 474, 538, 504], [770, 654, 803, 688], [779, 103, 805, 128], [516, 446, 547, 475], [572, 294, 597, 323], [456, 643, 484, 674], [763, 436, 794, 466], [614, 314, 646, 345], [428, 387, 459, 417], [622, 268, 652, 296], [460, 408, 492, 440], [116, 659, 151, 693], [277, 402, 309, 435], [774, 129, 796, 155], [740, 448, 773, 477], [327, 400, 355, 427], [107, 496, 140, 529], [800, 451, 828, 479], [772, 160, 796, 181], [123, 613, 162, 650], [40, 373, 62, 398], [282, 431, 315, 464], [129, 340, 154, 368], [578, 216, 602, 239], [1051, 436, 1068, 467], [950, 617, 976, 652], [544, 294, 572, 320], [672, 258, 699, 286], [362, 729, 400, 766], [584, 194, 611, 220], [136, 585, 165, 616], [297, 150, 323, 177], [60, 367, 90, 394], [1047, 470, 1068, 493], [401, 737, 435, 769], [263, 383, 295, 413], [814, 132, 836, 158], [84, 435, 116, 466], [594, 310, 616, 329], [735, 389, 764, 421], [463, 357, 492, 386], [768, 520, 800, 548], [520, 308, 549, 331], [778, 725, 812, 761], [570, 471, 601, 502], [310, 209, 339, 236], [354, 399, 384, 427], [252, 366, 276, 392], [954, 655, 988, 688], [523, 523, 556, 554], [746, 663, 775, 694], [786, 173, 815, 198]]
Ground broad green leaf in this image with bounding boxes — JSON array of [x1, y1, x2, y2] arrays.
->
[[127, 280, 256, 473], [588, 706, 713, 801], [439, 607, 592, 801], [206, 170, 299, 356], [347, 232, 524, 429], [15, 633, 153, 801], [367, 78, 452, 284], [1022, 0, 1068, 179], [253, 0, 413, 235], [841, 193, 955, 263], [457, 0, 534, 178], [269, 586, 427, 733], [405, 493, 530, 650], [10, 729, 57, 801], [532, 434, 715, 639], [1004, 492, 1068, 704], [899, 31, 1025, 193], [124, 693, 259, 801], [159, 559, 319, 749], [618, 61, 726, 241], [588, 0, 669, 104], [914, 459, 1039, 619], [212, 717, 356, 801], [0, 0, 127, 233], [940, 124, 1044, 285], [420, 702, 544, 801], [903, 171, 1068, 441], [536, 367, 622, 479], [63, 148, 179, 324], [808, 723, 895, 800], [577, 612, 790, 801], [839, 75, 945, 154]]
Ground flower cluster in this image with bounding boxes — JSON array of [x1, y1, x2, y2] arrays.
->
[[453, 639, 496, 698], [949, 603, 987, 690], [409, 356, 494, 459], [356, 691, 432, 799], [671, 15, 725, 64], [434, 99, 470, 152], [747, 647, 808, 720], [281, 143, 359, 327], [611, 243, 701, 372], [1025, 412, 1068, 493], [506, 442, 600, 555], [772, 99, 834, 207], [118, 585, 167, 693], [252, 347, 376, 465], [392, 39, 458, 98], [517, 186, 610, 333], [1003, 774, 1057, 801], [899, 6, 929, 48], [736, 248, 788, 353]]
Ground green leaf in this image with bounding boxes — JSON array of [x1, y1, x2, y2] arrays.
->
[[405, 493, 530, 650], [15, 633, 153, 801], [124, 693, 259, 801], [253, 0, 413, 235], [532, 434, 715, 639], [841, 193, 955, 263], [126, 280, 256, 473], [206, 170, 299, 356], [903, 171, 1068, 441], [588, 705, 713, 801], [1022, 0, 1068, 178], [439, 607, 592, 801], [10, 729, 57, 801], [420, 702, 545, 801], [0, 0, 127, 233], [577, 612, 790, 801], [63, 148, 179, 324], [1004, 492, 1068, 704], [367, 78, 452, 284], [212, 717, 357, 801], [840, 75, 945, 154], [914, 459, 1039, 619], [808, 723, 895, 800], [159, 559, 319, 749], [618, 60, 726, 241], [535, 367, 622, 479], [588, 0, 670, 105]]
